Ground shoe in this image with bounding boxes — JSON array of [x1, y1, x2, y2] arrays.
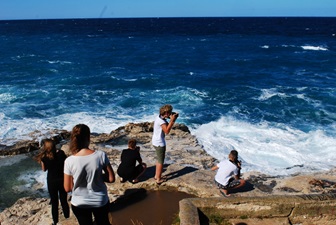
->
[[219, 190, 231, 197], [153, 176, 168, 181], [131, 179, 139, 184], [155, 178, 167, 185]]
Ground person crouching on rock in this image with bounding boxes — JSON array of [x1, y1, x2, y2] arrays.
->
[[117, 138, 147, 184], [211, 150, 246, 197], [35, 139, 70, 225]]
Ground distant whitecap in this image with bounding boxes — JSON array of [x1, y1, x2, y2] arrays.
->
[[301, 45, 328, 51]]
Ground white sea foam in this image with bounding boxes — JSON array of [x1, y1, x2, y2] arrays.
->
[[255, 88, 321, 107], [191, 116, 336, 176], [0, 112, 154, 146], [17, 169, 48, 194], [301, 45, 328, 51], [0, 93, 17, 103], [46, 60, 72, 64], [256, 88, 287, 101]]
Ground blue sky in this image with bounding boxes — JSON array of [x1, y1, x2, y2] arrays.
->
[[1, 0, 335, 20]]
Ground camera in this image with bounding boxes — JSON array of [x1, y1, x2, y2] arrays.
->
[[171, 112, 179, 118]]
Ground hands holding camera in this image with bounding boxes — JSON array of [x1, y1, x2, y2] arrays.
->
[[170, 111, 179, 121]]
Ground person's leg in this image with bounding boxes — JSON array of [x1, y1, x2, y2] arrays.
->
[[155, 162, 163, 180], [48, 181, 59, 224], [92, 203, 111, 225], [215, 179, 231, 197], [132, 164, 146, 183], [229, 179, 246, 190], [224, 179, 246, 195], [71, 205, 94, 225], [154, 146, 166, 182], [58, 181, 70, 219]]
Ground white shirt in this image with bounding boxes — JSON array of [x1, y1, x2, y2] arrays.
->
[[214, 160, 239, 186], [64, 150, 110, 208], [152, 115, 167, 147]]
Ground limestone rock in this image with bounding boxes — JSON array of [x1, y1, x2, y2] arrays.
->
[[0, 122, 335, 225]]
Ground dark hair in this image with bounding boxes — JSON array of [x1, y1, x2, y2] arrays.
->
[[128, 138, 137, 149], [70, 124, 90, 154], [230, 149, 241, 177], [230, 150, 241, 168]]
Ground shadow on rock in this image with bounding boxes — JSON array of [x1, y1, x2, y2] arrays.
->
[[164, 166, 199, 180], [109, 188, 147, 212], [230, 181, 255, 194]]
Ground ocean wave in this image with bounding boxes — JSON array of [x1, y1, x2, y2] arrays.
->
[[279, 44, 328, 51], [0, 93, 17, 103], [192, 116, 336, 176], [45, 60, 73, 65], [256, 88, 287, 101], [0, 112, 152, 146], [11, 54, 36, 61], [301, 45, 328, 51], [255, 88, 321, 106]]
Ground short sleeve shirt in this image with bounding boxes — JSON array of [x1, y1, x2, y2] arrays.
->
[[64, 150, 110, 208], [152, 115, 167, 147], [214, 160, 239, 186]]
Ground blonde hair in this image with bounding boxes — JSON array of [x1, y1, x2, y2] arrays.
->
[[70, 124, 90, 154], [159, 104, 173, 116]]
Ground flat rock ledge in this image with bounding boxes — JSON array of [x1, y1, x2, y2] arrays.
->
[[1, 122, 336, 225]]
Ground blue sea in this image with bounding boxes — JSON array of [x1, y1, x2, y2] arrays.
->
[[1, 17, 335, 176]]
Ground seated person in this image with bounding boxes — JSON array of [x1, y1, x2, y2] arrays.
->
[[211, 150, 246, 197], [117, 138, 147, 183]]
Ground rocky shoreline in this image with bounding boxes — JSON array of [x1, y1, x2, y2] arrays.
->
[[1, 122, 336, 225]]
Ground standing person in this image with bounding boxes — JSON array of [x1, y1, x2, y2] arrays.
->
[[35, 139, 70, 225], [117, 138, 147, 183], [211, 150, 246, 197], [152, 104, 179, 184], [64, 124, 115, 225]]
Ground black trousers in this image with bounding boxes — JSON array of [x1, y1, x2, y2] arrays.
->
[[47, 178, 70, 224], [72, 202, 111, 225]]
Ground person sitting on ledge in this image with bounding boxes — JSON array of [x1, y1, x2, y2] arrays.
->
[[117, 138, 147, 184], [211, 150, 246, 197]]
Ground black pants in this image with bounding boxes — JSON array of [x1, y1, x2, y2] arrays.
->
[[47, 178, 70, 224], [72, 202, 111, 225]]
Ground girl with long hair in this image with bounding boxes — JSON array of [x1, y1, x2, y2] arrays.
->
[[35, 139, 69, 225], [64, 124, 115, 225]]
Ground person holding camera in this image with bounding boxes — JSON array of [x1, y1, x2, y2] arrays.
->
[[152, 104, 179, 184], [117, 138, 147, 183]]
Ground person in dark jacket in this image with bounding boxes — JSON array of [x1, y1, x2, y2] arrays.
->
[[117, 138, 147, 183], [35, 139, 70, 225]]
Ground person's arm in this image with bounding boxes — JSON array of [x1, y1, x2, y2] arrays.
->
[[211, 165, 219, 171], [136, 149, 143, 165], [40, 160, 47, 171], [161, 114, 178, 134], [64, 173, 73, 192], [103, 164, 115, 183]]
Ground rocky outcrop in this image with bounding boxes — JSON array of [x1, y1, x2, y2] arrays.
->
[[0, 122, 335, 225], [0, 130, 70, 156]]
